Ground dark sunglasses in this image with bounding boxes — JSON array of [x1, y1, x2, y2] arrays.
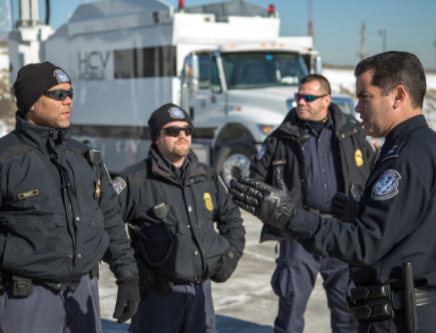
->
[[162, 125, 194, 137], [294, 93, 328, 102], [45, 89, 74, 101]]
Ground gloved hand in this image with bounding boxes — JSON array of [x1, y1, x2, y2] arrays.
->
[[210, 248, 238, 283], [330, 184, 363, 223], [137, 259, 157, 299], [113, 277, 140, 324], [229, 166, 297, 229]]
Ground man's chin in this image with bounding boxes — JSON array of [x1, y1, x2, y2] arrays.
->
[[173, 147, 190, 157]]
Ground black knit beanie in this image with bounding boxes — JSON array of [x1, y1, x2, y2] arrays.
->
[[13, 62, 72, 116], [148, 103, 193, 141]]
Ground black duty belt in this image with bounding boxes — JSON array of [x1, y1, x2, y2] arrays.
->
[[345, 284, 436, 322]]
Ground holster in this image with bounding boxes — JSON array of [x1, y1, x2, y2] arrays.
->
[[11, 275, 34, 297], [90, 264, 99, 280], [0, 270, 6, 296], [155, 280, 173, 294], [345, 284, 436, 324]]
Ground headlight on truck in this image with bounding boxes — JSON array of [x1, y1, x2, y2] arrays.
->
[[258, 125, 275, 135]]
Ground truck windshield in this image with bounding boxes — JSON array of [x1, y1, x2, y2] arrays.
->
[[221, 52, 309, 89]]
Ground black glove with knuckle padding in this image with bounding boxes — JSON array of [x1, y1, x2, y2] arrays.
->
[[210, 248, 238, 283], [330, 183, 363, 224], [229, 166, 297, 229]]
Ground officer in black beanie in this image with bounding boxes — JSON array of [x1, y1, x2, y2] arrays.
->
[[113, 103, 245, 333], [0, 62, 140, 333]]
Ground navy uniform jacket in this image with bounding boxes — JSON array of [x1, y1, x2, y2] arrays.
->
[[286, 115, 436, 288], [0, 114, 137, 290], [115, 146, 245, 283], [251, 104, 378, 242]]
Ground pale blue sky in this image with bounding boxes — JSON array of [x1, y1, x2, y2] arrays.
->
[[7, 0, 436, 69]]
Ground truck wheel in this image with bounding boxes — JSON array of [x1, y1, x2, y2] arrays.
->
[[214, 142, 258, 187]]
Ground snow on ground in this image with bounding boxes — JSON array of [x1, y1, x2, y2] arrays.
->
[[0, 46, 8, 75], [0, 120, 8, 137]]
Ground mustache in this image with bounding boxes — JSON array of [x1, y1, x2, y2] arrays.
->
[[174, 139, 190, 145]]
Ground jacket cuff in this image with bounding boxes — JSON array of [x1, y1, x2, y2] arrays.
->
[[284, 208, 318, 242]]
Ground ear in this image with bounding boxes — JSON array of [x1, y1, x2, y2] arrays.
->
[[392, 85, 406, 109], [155, 139, 160, 146]]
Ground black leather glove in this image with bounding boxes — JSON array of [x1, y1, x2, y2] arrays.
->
[[330, 184, 363, 224], [113, 277, 140, 324], [229, 166, 297, 229], [137, 259, 157, 299], [210, 248, 238, 283]]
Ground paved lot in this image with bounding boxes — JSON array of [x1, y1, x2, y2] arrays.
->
[[99, 211, 332, 332]]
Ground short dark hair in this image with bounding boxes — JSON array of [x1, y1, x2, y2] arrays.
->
[[300, 74, 331, 95], [354, 51, 426, 109]]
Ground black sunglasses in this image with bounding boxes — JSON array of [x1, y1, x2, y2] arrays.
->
[[45, 89, 74, 101], [162, 125, 194, 137], [294, 93, 328, 102]]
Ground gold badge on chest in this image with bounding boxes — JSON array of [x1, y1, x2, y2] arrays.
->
[[355, 149, 363, 167], [204, 193, 214, 211], [96, 180, 101, 198]]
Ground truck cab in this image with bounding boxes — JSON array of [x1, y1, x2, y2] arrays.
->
[[8, 0, 356, 185], [181, 45, 355, 185]]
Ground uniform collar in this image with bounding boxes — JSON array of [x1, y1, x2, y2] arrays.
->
[[381, 115, 427, 155], [14, 112, 70, 151], [300, 110, 334, 134], [150, 145, 205, 181]]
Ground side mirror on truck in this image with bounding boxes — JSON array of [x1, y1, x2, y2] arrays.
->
[[184, 55, 199, 93], [314, 56, 322, 74]]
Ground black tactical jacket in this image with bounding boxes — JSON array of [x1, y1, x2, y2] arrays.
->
[[250, 104, 379, 242], [0, 114, 137, 290], [115, 146, 245, 283]]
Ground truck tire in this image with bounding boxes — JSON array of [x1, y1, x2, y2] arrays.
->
[[214, 142, 258, 187]]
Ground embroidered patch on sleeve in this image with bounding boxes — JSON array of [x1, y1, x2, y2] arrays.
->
[[256, 145, 268, 160], [112, 177, 127, 195], [371, 169, 401, 201]]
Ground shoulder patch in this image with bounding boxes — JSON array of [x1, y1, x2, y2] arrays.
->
[[112, 177, 127, 195], [256, 145, 268, 160], [371, 169, 401, 201], [381, 138, 406, 162]]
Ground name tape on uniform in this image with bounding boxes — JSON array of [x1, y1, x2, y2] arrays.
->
[[18, 189, 39, 200], [272, 159, 286, 166]]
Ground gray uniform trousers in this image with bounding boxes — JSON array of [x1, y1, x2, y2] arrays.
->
[[0, 275, 101, 333]]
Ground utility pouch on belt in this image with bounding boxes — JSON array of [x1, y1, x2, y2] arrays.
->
[[90, 264, 99, 280], [345, 284, 394, 322], [0, 270, 6, 296], [155, 280, 173, 294], [12, 276, 34, 297]]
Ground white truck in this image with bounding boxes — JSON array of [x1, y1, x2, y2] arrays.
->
[[8, 0, 355, 185]]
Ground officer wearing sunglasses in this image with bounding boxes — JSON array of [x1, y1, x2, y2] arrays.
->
[[248, 74, 379, 333], [0, 62, 139, 333], [113, 103, 245, 333]]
